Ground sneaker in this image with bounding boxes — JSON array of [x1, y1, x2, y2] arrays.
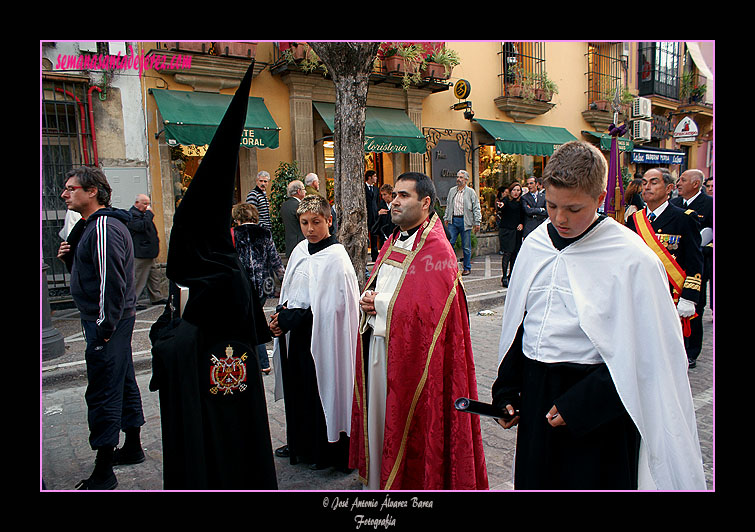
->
[[75, 472, 118, 490], [112, 446, 146, 466]]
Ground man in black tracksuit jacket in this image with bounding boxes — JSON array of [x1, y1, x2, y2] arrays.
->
[[58, 166, 145, 490]]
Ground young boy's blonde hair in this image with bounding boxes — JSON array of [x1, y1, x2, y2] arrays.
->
[[542, 141, 607, 199], [296, 194, 332, 220]]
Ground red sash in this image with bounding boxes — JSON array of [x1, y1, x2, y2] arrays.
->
[[632, 210, 696, 335]]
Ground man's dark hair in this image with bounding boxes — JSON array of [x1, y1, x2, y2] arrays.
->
[[647, 166, 674, 186], [66, 166, 112, 206], [395, 172, 437, 208], [365, 169, 377, 181]]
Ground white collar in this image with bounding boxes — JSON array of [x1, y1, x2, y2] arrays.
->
[[682, 190, 702, 205], [647, 200, 669, 218]]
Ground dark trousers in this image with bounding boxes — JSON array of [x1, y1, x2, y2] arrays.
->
[[82, 316, 144, 449], [684, 277, 707, 362], [369, 232, 379, 261]]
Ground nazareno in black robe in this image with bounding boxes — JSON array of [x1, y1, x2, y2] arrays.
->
[[148, 60, 277, 490], [491, 217, 641, 490], [275, 235, 350, 471]]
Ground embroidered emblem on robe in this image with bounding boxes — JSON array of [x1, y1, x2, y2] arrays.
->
[[210, 344, 248, 395]]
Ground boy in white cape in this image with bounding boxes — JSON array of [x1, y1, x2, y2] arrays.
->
[[270, 194, 359, 471], [493, 141, 706, 490]]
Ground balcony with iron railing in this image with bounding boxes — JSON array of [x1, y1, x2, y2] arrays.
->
[[494, 42, 556, 123]]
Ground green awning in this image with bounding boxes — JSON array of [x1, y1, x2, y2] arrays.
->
[[476, 119, 577, 156], [582, 130, 634, 152], [313, 102, 426, 153], [150, 88, 280, 149]]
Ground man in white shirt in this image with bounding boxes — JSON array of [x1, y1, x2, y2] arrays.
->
[[443, 170, 481, 275]]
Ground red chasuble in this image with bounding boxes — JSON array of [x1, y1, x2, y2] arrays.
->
[[349, 214, 489, 490]]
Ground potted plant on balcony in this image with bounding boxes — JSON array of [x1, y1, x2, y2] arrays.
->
[[690, 83, 706, 103], [535, 72, 559, 102], [422, 46, 460, 80], [381, 43, 404, 73], [680, 71, 706, 103], [506, 65, 525, 97], [284, 42, 310, 62], [215, 42, 258, 59], [608, 84, 634, 115], [382, 43, 426, 89], [592, 84, 611, 111]]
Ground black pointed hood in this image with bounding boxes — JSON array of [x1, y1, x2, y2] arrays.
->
[[166, 62, 263, 336]]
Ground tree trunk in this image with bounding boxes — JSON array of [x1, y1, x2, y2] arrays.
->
[[309, 42, 380, 288]]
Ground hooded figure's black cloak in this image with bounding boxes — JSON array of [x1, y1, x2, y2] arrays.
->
[[149, 61, 277, 490]]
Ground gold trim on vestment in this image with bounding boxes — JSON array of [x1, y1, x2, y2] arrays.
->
[[384, 269, 461, 489]]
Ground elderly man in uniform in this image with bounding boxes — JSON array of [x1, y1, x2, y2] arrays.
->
[[626, 167, 705, 368], [670, 168, 713, 368]]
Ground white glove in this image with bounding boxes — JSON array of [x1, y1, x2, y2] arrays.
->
[[677, 298, 696, 318]]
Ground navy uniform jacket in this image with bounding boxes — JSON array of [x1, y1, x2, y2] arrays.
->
[[671, 193, 712, 229], [626, 202, 704, 304]]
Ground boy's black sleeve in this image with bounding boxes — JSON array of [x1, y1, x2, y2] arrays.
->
[[491, 323, 525, 412]]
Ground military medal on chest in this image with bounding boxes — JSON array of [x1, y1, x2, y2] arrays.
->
[[209, 344, 248, 395]]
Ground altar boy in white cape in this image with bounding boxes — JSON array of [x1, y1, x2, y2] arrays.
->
[[270, 194, 359, 471], [493, 141, 706, 490]]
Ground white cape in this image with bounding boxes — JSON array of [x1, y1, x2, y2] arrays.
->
[[498, 218, 706, 490], [272, 239, 360, 442]]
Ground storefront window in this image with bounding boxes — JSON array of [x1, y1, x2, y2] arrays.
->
[[170, 145, 201, 209], [478, 145, 544, 232]]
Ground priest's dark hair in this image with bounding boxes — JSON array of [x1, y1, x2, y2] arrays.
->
[[395, 172, 437, 208], [66, 166, 112, 207], [542, 141, 607, 199]]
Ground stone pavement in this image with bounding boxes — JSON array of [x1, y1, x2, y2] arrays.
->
[[40, 252, 714, 491]]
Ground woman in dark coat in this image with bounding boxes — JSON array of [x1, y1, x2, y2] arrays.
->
[[497, 182, 525, 287], [232, 203, 285, 374]]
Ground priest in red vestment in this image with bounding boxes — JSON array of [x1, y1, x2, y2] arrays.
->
[[349, 172, 489, 490]]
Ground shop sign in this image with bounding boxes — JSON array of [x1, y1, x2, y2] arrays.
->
[[431, 139, 466, 202], [631, 149, 685, 165], [364, 136, 411, 153], [673, 116, 699, 142], [454, 79, 471, 100]]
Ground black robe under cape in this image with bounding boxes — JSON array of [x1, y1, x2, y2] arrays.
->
[[150, 315, 277, 489], [276, 235, 350, 470]]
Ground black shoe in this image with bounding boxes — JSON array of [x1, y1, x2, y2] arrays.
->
[[688, 358, 697, 369], [112, 446, 145, 466], [275, 445, 290, 458], [501, 277, 508, 288], [75, 471, 118, 490]]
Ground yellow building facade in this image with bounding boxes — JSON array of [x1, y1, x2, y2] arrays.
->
[[41, 40, 714, 281]]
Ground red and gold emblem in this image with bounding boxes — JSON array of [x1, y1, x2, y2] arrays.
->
[[209, 345, 248, 395]]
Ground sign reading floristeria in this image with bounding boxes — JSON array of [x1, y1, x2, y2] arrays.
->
[[364, 136, 412, 153]]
